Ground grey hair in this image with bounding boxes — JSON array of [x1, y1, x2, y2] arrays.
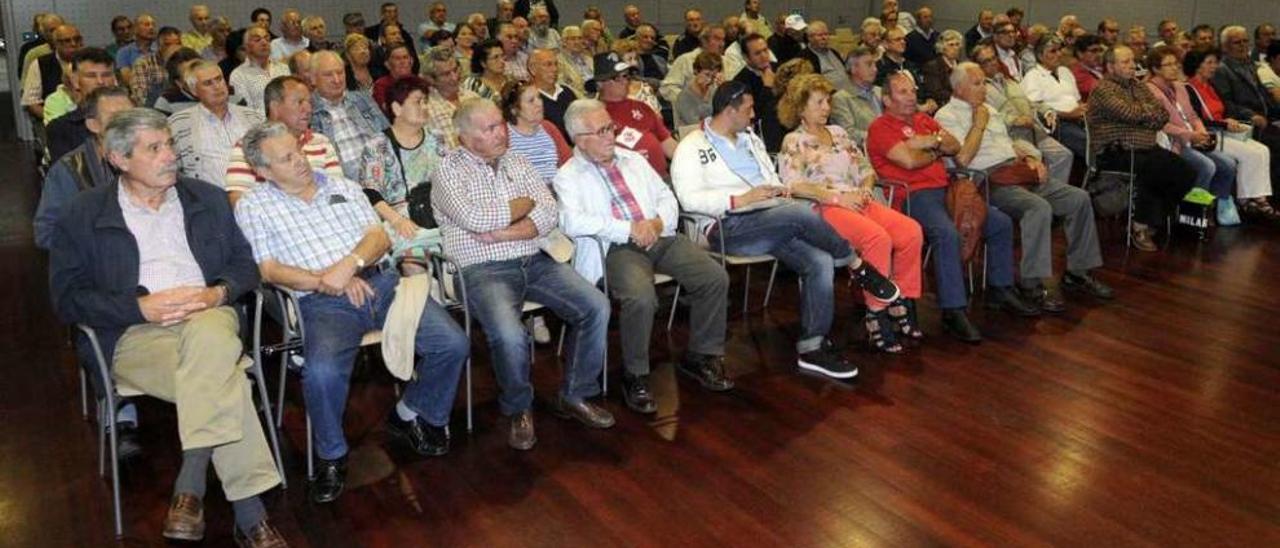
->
[[453, 98, 496, 136], [948, 61, 982, 92], [182, 59, 221, 91], [309, 49, 343, 73], [563, 98, 607, 143], [420, 45, 456, 78], [240, 121, 292, 169], [935, 29, 963, 53], [1034, 35, 1064, 59], [1221, 25, 1246, 46], [83, 85, 132, 121], [103, 108, 169, 159]]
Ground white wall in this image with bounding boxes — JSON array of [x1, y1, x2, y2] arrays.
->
[[900, 0, 1276, 38]]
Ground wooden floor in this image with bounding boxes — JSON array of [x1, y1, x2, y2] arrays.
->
[[3, 140, 1279, 547]]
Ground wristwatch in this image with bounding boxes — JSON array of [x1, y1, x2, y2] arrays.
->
[[933, 134, 944, 149], [349, 253, 367, 269]]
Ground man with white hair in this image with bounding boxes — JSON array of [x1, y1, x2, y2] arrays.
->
[[303, 16, 334, 52], [418, 2, 456, 48], [270, 9, 310, 62], [308, 50, 402, 194], [801, 20, 854, 93], [937, 62, 1110, 312], [555, 98, 732, 414], [660, 24, 729, 104], [230, 26, 290, 112], [527, 6, 561, 51], [433, 98, 613, 451], [181, 5, 213, 53], [49, 107, 286, 546], [905, 6, 938, 65], [964, 9, 995, 52], [170, 60, 264, 188]]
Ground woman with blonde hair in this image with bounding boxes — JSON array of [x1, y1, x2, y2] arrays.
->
[[777, 74, 925, 352], [343, 33, 377, 91]]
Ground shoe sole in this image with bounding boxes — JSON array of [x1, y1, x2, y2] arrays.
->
[[676, 366, 735, 392], [162, 528, 205, 542], [796, 359, 858, 379]]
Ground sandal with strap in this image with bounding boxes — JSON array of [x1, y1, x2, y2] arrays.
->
[[864, 308, 903, 354], [1242, 198, 1280, 221], [887, 298, 924, 340]]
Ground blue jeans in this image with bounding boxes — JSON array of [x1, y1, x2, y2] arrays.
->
[[712, 202, 852, 353], [458, 253, 609, 415], [906, 187, 1015, 310], [298, 269, 468, 460], [1180, 146, 1236, 199]]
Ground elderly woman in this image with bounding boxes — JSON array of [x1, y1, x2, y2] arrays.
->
[[920, 29, 962, 105], [453, 24, 477, 74], [1145, 45, 1239, 224], [581, 19, 610, 55], [559, 25, 593, 96], [500, 80, 571, 184], [674, 51, 722, 132], [343, 33, 377, 91], [860, 17, 886, 60], [778, 74, 924, 352], [1183, 47, 1279, 219], [371, 76, 444, 266], [463, 38, 508, 101], [610, 38, 662, 114]]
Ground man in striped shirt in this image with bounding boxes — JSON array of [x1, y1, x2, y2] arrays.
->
[[432, 99, 612, 450], [169, 60, 263, 190], [226, 76, 342, 205]]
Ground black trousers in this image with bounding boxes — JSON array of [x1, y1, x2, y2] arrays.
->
[[1099, 147, 1196, 227]]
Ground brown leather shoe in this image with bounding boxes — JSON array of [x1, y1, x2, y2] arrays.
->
[[1131, 225, 1158, 252], [508, 410, 537, 451], [162, 493, 205, 541], [234, 519, 289, 548], [551, 398, 616, 429]]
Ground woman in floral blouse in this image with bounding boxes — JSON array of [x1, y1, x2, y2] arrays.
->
[[778, 74, 925, 353], [373, 76, 444, 268]]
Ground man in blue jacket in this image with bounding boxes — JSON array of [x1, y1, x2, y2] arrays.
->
[[48, 108, 286, 547]]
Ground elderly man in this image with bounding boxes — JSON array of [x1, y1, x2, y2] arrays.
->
[[270, 9, 310, 62], [365, 2, 402, 41], [170, 60, 264, 189], [43, 47, 116, 129], [732, 34, 782, 150], [829, 47, 882, 144], [21, 13, 64, 74], [964, 9, 994, 52], [1191, 24, 1216, 49], [421, 45, 480, 148], [1097, 18, 1120, 47], [49, 108, 285, 546], [673, 9, 705, 59], [498, 22, 531, 81], [182, 5, 213, 53], [116, 14, 158, 84], [875, 26, 919, 87], [866, 73, 1033, 342], [618, 5, 643, 39], [905, 6, 939, 65], [529, 49, 577, 138], [937, 62, 1111, 312], [634, 23, 670, 79], [992, 21, 1024, 81], [487, 1, 515, 38], [739, 0, 771, 39], [35, 86, 133, 250], [308, 50, 402, 193], [769, 14, 806, 65], [128, 26, 182, 107], [556, 99, 732, 413], [800, 20, 853, 94], [661, 25, 728, 103], [1088, 45, 1196, 252], [371, 44, 415, 107], [527, 6, 560, 51], [433, 99, 613, 450], [1254, 23, 1275, 63], [515, 0, 559, 29], [418, 2, 456, 47], [673, 82, 899, 379], [303, 16, 333, 52], [107, 16, 134, 60], [231, 27, 291, 113], [226, 76, 342, 204], [20, 23, 82, 119], [1212, 26, 1280, 189], [597, 54, 677, 178], [1154, 19, 1179, 48], [1021, 37, 1089, 158], [973, 44, 1071, 183], [235, 121, 467, 504]]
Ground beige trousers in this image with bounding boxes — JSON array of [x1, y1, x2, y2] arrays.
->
[[112, 306, 281, 501]]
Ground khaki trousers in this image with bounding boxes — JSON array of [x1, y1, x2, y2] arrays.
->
[[112, 306, 280, 501]]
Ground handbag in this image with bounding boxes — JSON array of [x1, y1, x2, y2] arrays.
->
[[944, 177, 988, 263], [987, 159, 1041, 186], [406, 182, 437, 229]]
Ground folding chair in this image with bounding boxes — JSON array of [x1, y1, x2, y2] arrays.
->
[[878, 167, 990, 294], [76, 323, 286, 539], [1082, 116, 1154, 251], [678, 211, 780, 314]]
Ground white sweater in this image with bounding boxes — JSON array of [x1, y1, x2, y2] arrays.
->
[[670, 126, 782, 236]]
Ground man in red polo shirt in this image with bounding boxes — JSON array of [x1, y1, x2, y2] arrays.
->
[[865, 72, 1031, 343], [592, 52, 676, 178]]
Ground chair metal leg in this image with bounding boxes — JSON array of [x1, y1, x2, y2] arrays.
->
[[741, 264, 752, 315], [305, 413, 314, 480], [666, 285, 681, 331], [103, 389, 123, 538], [250, 359, 287, 490], [556, 324, 566, 357], [97, 399, 107, 478], [80, 369, 89, 420], [275, 351, 288, 428], [762, 261, 779, 309]]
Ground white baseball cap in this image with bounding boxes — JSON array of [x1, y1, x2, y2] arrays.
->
[[784, 14, 807, 32]]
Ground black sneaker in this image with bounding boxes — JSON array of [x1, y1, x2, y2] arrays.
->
[[310, 455, 347, 504], [797, 341, 858, 380], [849, 262, 901, 303], [678, 354, 735, 392], [1062, 272, 1115, 300], [621, 374, 658, 414], [386, 410, 450, 457]]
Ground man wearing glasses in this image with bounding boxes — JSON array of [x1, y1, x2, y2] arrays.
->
[[1022, 37, 1089, 158], [1069, 34, 1107, 101], [992, 21, 1024, 82], [595, 53, 678, 178], [21, 23, 83, 120], [555, 98, 733, 414]]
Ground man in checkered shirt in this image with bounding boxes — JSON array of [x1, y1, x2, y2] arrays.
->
[[234, 122, 468, 505], [432, 99, 613, 451]]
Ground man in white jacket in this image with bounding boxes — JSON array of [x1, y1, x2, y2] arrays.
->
[[670, 82, 900, 381], [555, 99, 733, 414]]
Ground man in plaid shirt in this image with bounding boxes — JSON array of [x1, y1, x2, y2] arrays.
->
[[432, 99, 612, 451], [235, 122, 468, 504]]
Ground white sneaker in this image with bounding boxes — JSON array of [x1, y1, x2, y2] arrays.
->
[[528, 315, 552, 344]]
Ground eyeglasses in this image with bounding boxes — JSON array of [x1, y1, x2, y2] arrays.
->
[[574, 122, 617, 139]]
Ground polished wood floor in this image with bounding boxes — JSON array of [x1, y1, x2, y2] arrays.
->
[[3, 141, 1279, 547]]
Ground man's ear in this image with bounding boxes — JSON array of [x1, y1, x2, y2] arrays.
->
[[105, 150, 128, 172], [85, 116, 103, 135], [252, 164, 272, 181]]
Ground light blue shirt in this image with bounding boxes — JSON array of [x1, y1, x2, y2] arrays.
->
[[703, 123, 765, 186]]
